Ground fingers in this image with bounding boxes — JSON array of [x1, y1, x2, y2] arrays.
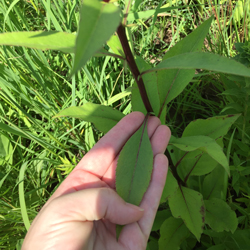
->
[[51, 113, 170, 203], [102, 116, 171, 188], [150, 123, 171, 155], [73, 112, 145, 176], [50, 188, 144, 225], [23, 187, 143, 250], [138, 154, 169, 238], [49, 112, 145, 200], [137, 124, 171, 238]]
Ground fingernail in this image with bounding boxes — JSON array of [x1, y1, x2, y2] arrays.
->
[[126, 202, 144, 211]]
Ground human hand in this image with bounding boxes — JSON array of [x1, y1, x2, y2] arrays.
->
[[22, 112, 171, 250]]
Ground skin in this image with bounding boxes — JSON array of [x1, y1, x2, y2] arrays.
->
[[22, 112, 171, 250]]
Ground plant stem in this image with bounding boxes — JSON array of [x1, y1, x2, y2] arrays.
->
[[116, 24, 153, 113], [165, 148, 186, 187]]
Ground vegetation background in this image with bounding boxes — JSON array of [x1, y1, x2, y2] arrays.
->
[[0, 0, 250, 249]]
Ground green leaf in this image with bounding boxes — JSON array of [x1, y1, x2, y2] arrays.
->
[[71, 0, 121, 76], [156, 16, 213, 116], [127, 5, 197, 22], [170, 136, 229, 175], [202, 166, 228, 201], [182, 114, 241, 139], [54, 103, 125, 133], [116, 115, 153, 206], [152, 209, 172, 232], [143, 52, 250, 78], [160, 170, 178, 203], [204, 229, 250, 249], [103, 87, 132, 105], [207, 245, 226, 250], [0, 122, 54, 150], [107, 34, 125, 57], [131, 56, 160, 116], [204, 198, 238, 233], [19, 162, 30, 231], [159, 217, 190, 250], [168, 186, 205, 240], [0, 31, 75, 53], [0, 134, 13, 165], [177, 151, 219, 178]]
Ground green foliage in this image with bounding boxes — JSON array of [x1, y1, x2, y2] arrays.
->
[[54, 102, 125, 133], [0, 31, 75, 53], [71, 0, 121, 76], [145, 52, 250, 78], [1, 0, 250, 249], [159, 217, 190, 250], [156, 15, 213, 115], [168, 186, 205, 240], [234, 41, 250, 68], [170, 135, 229, 174], [204, 198, 238, 233]]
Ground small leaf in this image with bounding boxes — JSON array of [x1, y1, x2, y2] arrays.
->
[[168, 186, 205, 240], [107, 34, 125, 57], [170, 136, 229, 175], [0, 31, 75, 53], [159, 217, 190, 250], [71, 0, 121, 76], [54, 103, 124, 133], [143, 52, 250, 78], [116, 115, 153, 206], [0, 134, 13, 165], [204, 198, 238, 233], [182, 114, 241, 139]]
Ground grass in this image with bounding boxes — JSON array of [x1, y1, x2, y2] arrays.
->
[[0, 0, 249, 249]]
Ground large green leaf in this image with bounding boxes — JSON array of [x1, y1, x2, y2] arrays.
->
[[204, 198, 238, 233], [143, 52, 250, 78], [159, 217, 190, 250], [182, 114, 241, 139], [170, 136, 229, 175], [116, 115, 153, 205], [202, 166, 228, 201], [131, 56, 160, 115], [177, 151, 219, 178], [71, 0, 121, 76], [168, 186, 205, 240], [0, 31, 75, 53], [54, 103, 124, 133], [160, 170, 178, 203], [156, 16, 213, 117]]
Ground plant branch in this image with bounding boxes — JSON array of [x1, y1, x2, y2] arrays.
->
[[165, 148, 186, 187], [116, 24, 153, 113]]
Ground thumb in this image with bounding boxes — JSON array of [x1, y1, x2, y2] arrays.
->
[[50, 187, 144, 225]]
